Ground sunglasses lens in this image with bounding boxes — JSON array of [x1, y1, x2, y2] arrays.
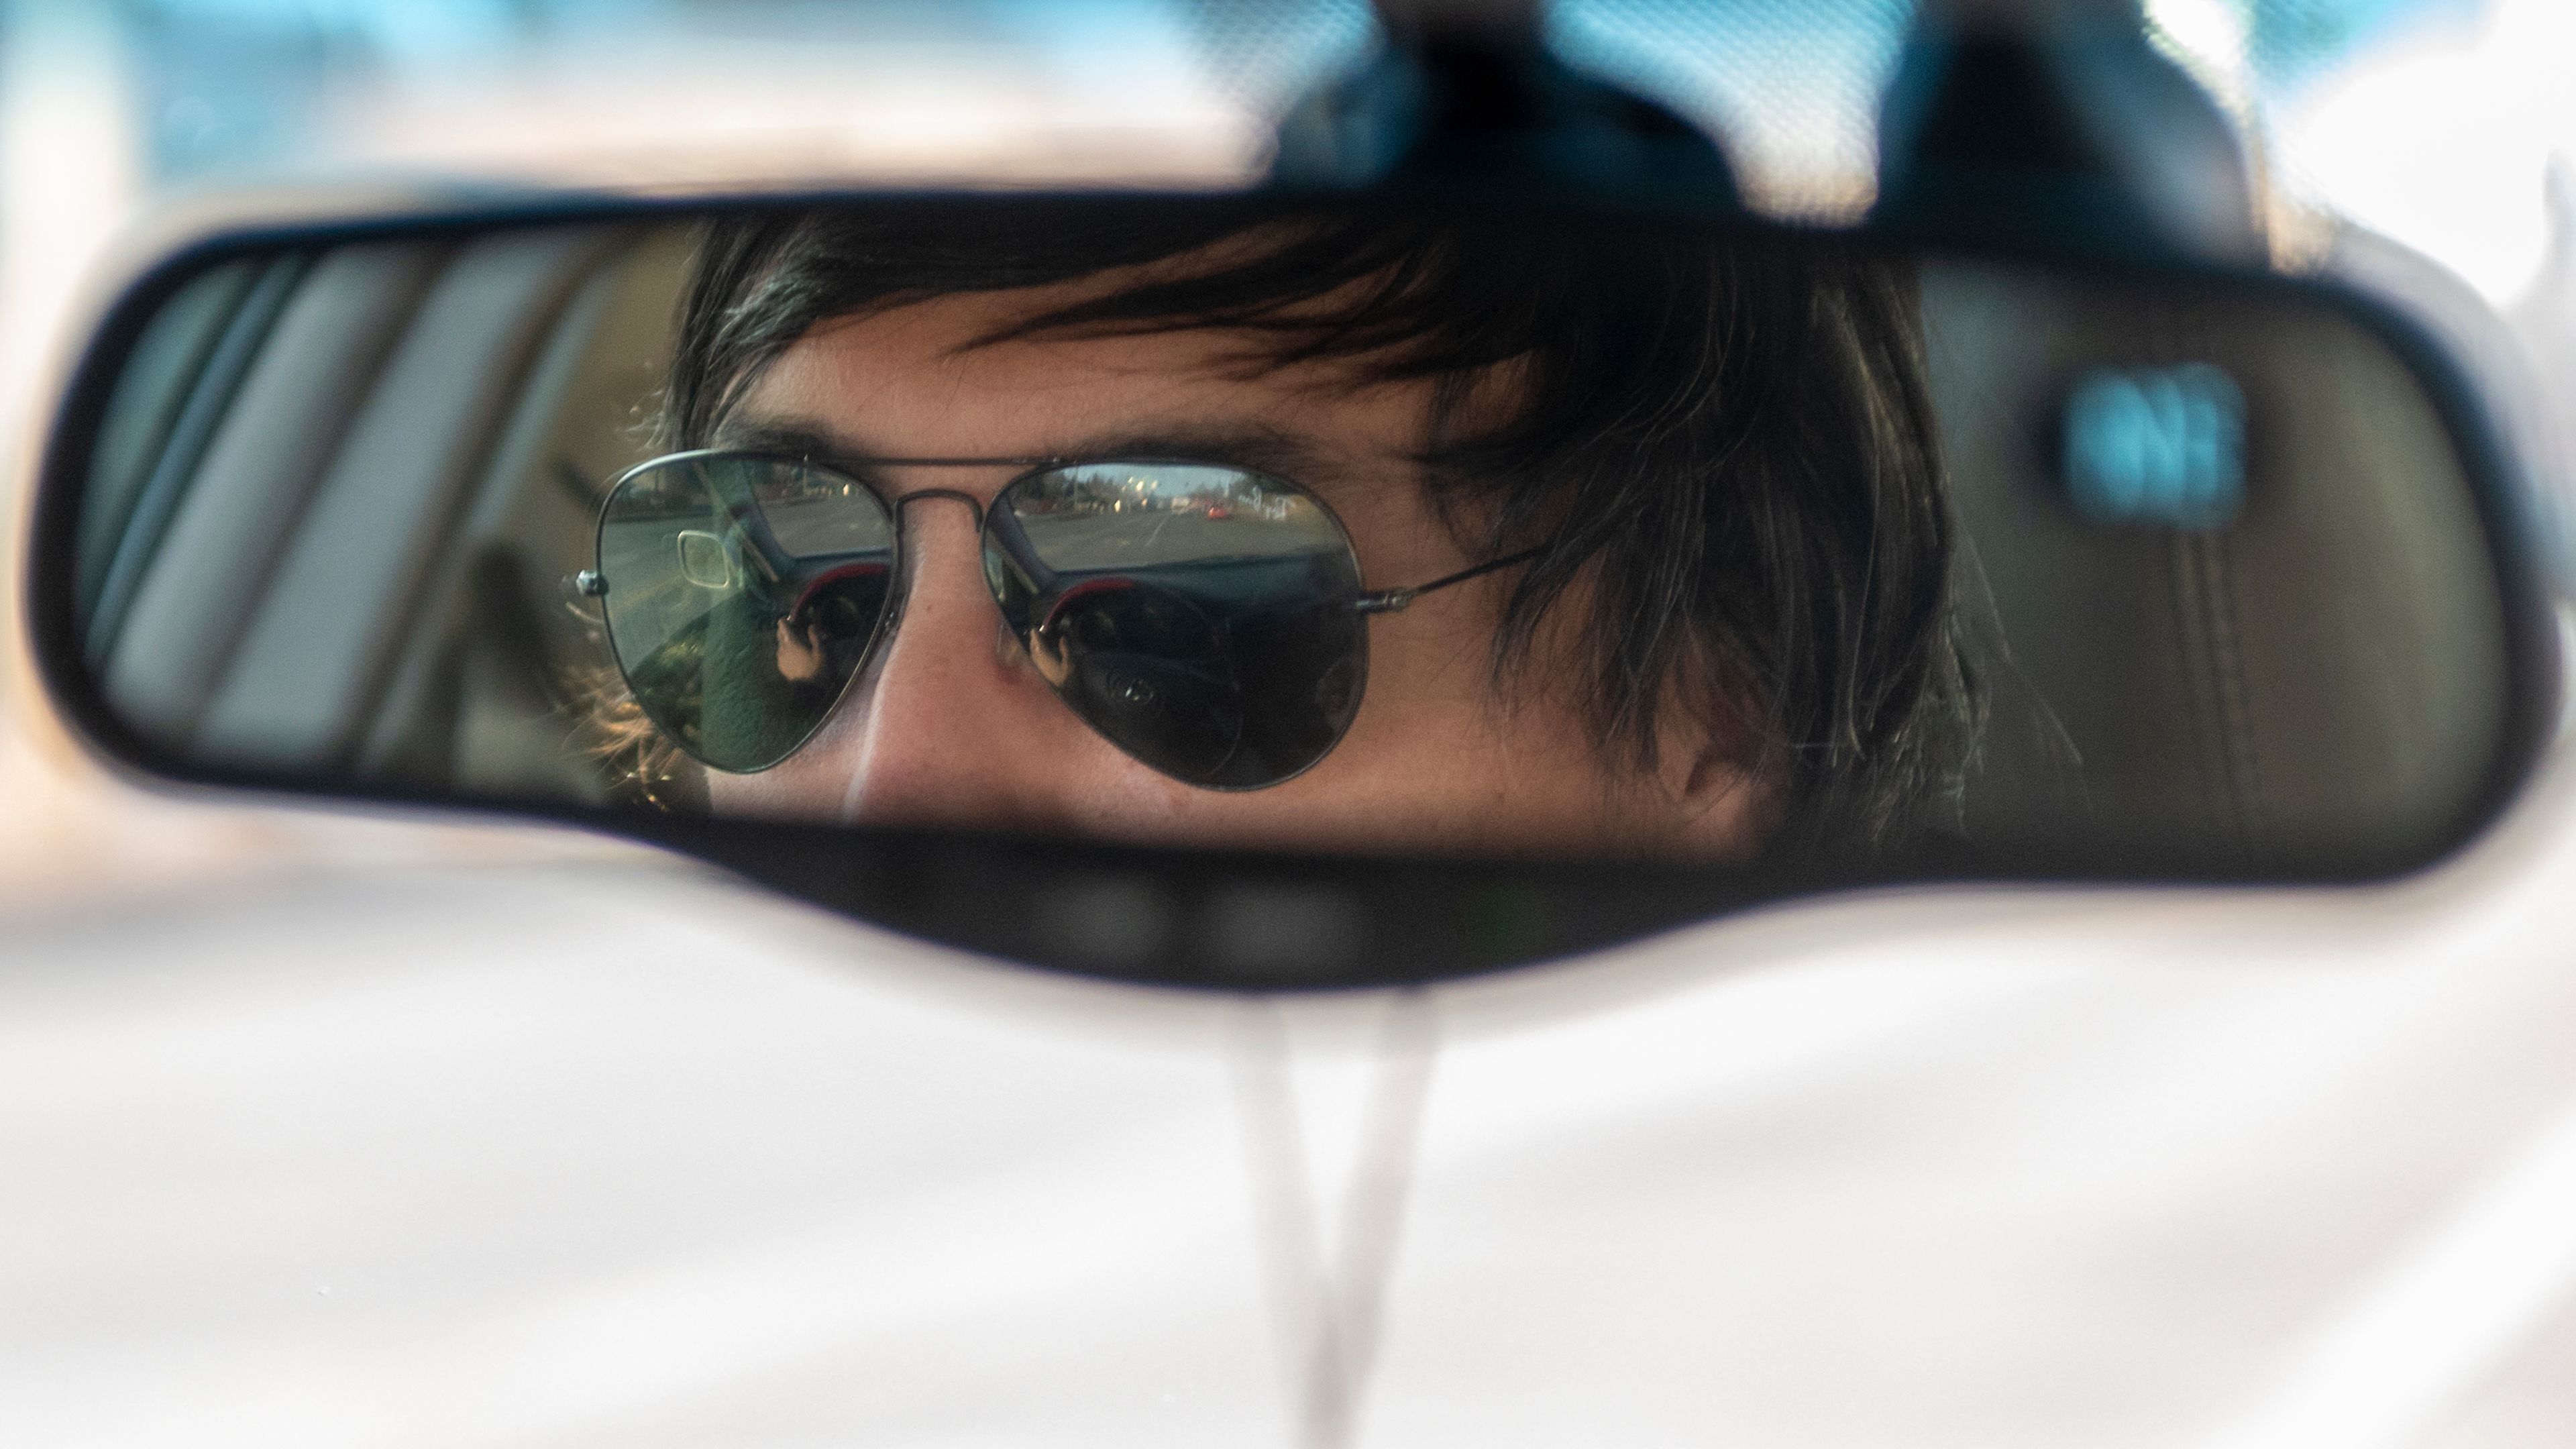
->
[[987, 464, 1365, 788], [598, 455, 894, 772]]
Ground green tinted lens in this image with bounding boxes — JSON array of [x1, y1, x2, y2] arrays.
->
[[986, 464, 1366, 788], [597, 454, 895, 772]]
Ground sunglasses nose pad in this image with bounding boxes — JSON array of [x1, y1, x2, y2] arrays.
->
[[1034, 580, 1246, 783], [676, 529, 734, 588]]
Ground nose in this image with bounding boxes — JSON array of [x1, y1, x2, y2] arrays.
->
[[818, 493, 1118, 830]]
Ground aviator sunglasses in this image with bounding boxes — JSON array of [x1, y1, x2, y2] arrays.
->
[[583, 449, 1537, 788]]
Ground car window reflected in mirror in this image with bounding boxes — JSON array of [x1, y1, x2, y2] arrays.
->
[[38, 198, 2552, 983]]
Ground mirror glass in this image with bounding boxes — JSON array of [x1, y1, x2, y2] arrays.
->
[[46, 199, 2540, 918]]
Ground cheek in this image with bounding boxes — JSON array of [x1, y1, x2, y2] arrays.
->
[[1311, 588, 1623, 817], [703, 736, 850, 823], [700, 683, 888, 824], [1344, 604, 1508, 760]]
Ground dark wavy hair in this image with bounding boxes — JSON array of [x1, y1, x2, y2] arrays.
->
[[652, 201, 1976, 847]]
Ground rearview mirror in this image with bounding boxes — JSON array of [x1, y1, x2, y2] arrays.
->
[[23, 195, 2559, 987]]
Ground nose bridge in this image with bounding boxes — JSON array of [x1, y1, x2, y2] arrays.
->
[[889, 486, 992, 623], [837, 486, 1087, 830], [894, 487, 989, 530]]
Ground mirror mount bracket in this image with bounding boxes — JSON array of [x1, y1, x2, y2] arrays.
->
[[1267, 0, 1741, 210], [1872, 0, 2259, 263]]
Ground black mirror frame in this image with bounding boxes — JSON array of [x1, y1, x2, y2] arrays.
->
[[20, 186, 2565, 991]]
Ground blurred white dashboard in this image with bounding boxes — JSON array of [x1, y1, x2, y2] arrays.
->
[[7, 761, 2576, 1448]]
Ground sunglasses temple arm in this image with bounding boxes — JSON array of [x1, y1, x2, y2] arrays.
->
[[1351, 546, 1546, 615]]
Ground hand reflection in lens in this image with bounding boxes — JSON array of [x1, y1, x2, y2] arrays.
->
[[774, 616, 826, 686]]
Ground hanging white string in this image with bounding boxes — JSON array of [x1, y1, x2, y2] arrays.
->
[[1230, 989, 1438, 1449]]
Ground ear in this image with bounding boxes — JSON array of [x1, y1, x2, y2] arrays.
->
[[1659, 696, 1785, 862]]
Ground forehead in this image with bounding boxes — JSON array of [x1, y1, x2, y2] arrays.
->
[[733, 276, 1437, 464]]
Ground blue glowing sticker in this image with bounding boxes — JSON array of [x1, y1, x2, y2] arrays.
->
[[2062, 364, 2247, 528]]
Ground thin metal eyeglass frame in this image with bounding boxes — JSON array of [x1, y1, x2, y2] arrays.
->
[[583, 449, 1546, 783], [579, 449, 1542, 612]]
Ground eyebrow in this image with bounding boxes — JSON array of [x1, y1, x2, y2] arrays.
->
[[709, 413, 1351, 486]]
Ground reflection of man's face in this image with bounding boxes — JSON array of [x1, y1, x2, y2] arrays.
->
[[708, 271, 1778, 859]]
